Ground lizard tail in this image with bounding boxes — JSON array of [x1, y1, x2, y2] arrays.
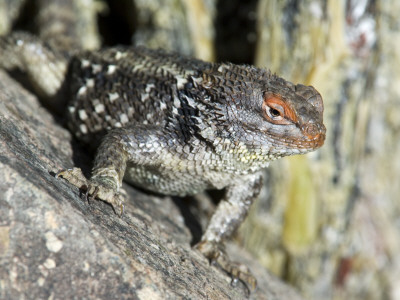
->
[[0, 31, 68, 102]]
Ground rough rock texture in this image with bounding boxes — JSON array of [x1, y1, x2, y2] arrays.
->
[[0, 70, 303, 299]]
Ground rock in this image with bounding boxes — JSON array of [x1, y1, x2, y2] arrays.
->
[[0, 69, 302, 299]]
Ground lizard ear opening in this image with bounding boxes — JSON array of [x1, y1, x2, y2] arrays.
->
[[262, 94, 297, 125]]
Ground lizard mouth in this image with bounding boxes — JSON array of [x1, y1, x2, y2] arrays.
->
[[267, 122, 326, 152]]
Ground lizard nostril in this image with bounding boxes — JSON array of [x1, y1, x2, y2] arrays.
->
[[302, 123, 325, 140], [300, 122, 326, 148]]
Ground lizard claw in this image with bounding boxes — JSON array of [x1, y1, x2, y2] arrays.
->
[[56, 167, 89, 187], [195, 240, 257, 295], [56, 167, 125, 215]]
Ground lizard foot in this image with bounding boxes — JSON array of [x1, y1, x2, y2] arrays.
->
[[56, 167, 125, 215], [195, 240, 257, 294]]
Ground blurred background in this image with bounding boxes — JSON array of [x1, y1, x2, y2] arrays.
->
[[1, 0, 399, 299]]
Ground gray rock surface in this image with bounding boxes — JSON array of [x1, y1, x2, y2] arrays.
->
[[0, 69, 303, 299]]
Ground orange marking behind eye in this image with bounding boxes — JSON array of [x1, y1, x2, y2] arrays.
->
[[263, 94, 298, 124]]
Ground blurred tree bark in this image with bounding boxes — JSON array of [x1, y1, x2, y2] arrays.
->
[[239, 1, 400, 299]]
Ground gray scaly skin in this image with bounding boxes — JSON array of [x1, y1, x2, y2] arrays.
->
[[0, 32, 326, 291]]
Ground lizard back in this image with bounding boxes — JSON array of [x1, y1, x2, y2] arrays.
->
[[66, 46, 211, 144]]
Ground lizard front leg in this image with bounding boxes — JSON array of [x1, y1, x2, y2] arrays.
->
[[57, 124, 164, 214], [195, 172, 263, 292]]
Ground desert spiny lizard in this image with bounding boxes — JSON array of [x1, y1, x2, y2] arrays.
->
[[0, 30, 326, 291]]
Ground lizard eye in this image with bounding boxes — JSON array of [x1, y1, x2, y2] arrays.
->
[[265, 105, 284, 120], [262, 94, 296, 125]]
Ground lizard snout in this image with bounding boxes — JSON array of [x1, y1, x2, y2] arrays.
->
[[301, 122, 326, 148]]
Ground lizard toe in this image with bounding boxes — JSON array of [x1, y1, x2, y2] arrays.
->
[[195, 240, 257, 294], [57, 167, 125, 215]]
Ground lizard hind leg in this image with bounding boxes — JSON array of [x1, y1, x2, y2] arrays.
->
[[56, 127, 131, 215], [56, 124, 164, 215], [56, 167, 126, 216]]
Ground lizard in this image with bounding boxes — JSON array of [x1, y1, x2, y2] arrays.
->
[[0, 31, 326, 292]]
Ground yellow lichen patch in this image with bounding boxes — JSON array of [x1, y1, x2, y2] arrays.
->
[[282, 156, 318, 255], [0, 226, 10, 255]]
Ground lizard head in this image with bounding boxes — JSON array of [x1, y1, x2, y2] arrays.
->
[[212, 66, 326, 161], [260, 80, 326, 154]]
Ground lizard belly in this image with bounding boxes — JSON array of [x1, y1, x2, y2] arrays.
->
[[123, 164, 234, 196]]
